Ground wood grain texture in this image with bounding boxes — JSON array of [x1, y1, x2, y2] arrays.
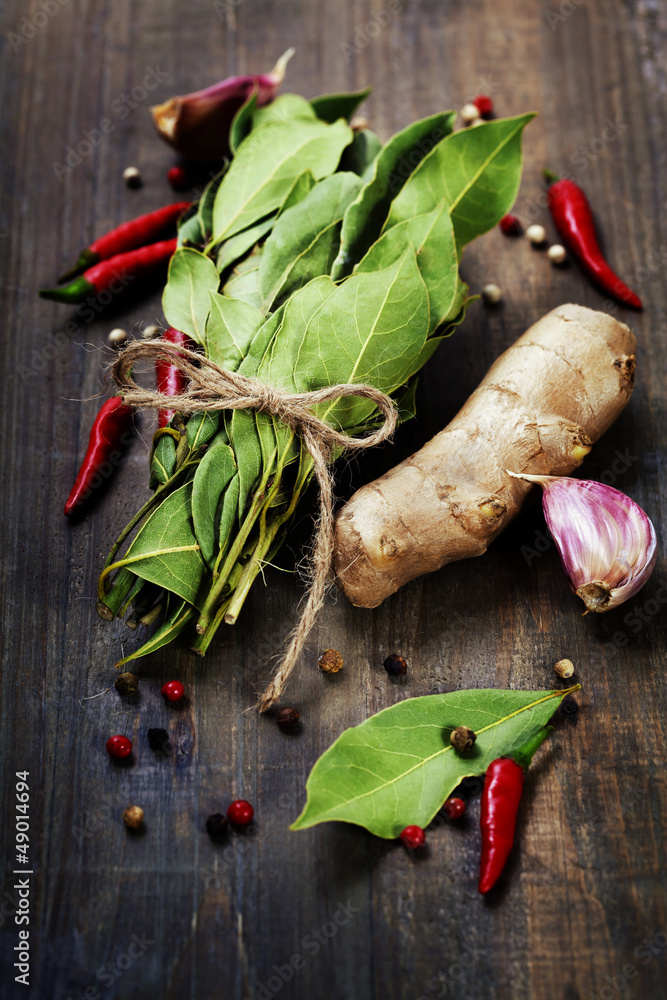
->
[[0, 1, 665, 998]]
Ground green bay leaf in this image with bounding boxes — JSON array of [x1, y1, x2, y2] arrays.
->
[[162, 247, 220, 344], [118, 481, 209, 608], [259, 171, 362, 311], [291, 686, 577, 838], [212, 117, 353, 243], [310, 87, 371, 123], [331, 111, 456, 280], [386, 113, 536, 250], [191, 437, 237, 568], [115, 597, 196, 667], [206, 292, 265, 370]]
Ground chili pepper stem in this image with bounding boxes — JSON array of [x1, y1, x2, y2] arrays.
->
[[39, 276, 93, 303], [543, 168, 560, 185], [511, 725, 554, 771], [58, 249, 99, 283]]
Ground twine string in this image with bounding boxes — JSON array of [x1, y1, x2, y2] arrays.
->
[[111, 341, 397, 710]]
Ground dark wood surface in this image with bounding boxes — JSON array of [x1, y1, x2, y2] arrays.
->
[[1, 1, 666, 998]]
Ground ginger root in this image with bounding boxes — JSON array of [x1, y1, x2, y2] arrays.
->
[[333, 304, 637, 607]]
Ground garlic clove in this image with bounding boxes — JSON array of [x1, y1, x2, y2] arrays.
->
[[508, 472, 657, 612], [151, 49, 294, 162]]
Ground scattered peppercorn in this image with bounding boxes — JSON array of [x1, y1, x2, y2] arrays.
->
[[384, 653, 408, 677], [147, 727, 170, 752], [499, 214, 524, 236], [482, 283, 502, 304], [142, 324, 162, 340], [123, 166, 142, 188], [547, 244, 567, 265], [554, 658, 575, 678], [167, 165, 189, 190], [275, 707, 300, 729], [526, 224, 547, 245], [442, 797, 466, 820], [108, 327, 128, 348], [450, 726, 477, 752], [459, 103, 479, 125], [206, 813, 228, 838], [227, 799, 254, 826], [114, 672, 138, 697], [161, 680, 185, 702], [106, 734, 132, 759], [473, 95, 493, 118], [318, 648, 343, 674], [400, 825, 426, 850], [122, 805, 144, 829]]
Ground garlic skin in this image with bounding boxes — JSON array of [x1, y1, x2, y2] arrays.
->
[[151, 49, 294, 162], [508, 473, 657, 612]]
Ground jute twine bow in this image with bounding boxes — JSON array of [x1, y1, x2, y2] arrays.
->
[[111, 340, 397, 711]]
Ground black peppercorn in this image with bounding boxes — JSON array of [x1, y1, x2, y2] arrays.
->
[[384, 654, 407, 677], [275, 707, 300, 729], [206, 813, 228, 839], [147, 727, 169, 752], [115, 671, 138, 697], [450, 726, 476, 751]]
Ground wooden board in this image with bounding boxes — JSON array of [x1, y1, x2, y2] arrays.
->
[[1, 0, 665, 997]]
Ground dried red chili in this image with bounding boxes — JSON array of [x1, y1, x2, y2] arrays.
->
[[478, 727, 552, 894], [40, 239, 177, 304], [156, 327, 193, 427], [544, 170, 642, 309], [64, 396, 134, 516], [59, 203, 190, 281]]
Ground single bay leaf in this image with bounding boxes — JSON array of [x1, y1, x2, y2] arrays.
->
[[212, 117, 353, 243], [119, 481, 209, 608], [259, 172, 362, 310], [355, 203, 458, 334], [186, 411, 221, 450], [218, 472, 240, 552], [310, 88, 371, 123], [222, 248, 264, 310], [291, 686, 578, 838], [192, 437, 237, 568], [197, 166, 228, 242], [251, 93, 317, 127], [206, 292, 265, 370], [229, 89, 259, 154], [149, 433, 177, 487], [162, 247, 220, 344], [331, 111, 456, 280], [385, 113, 536, 250], [216, 215, 276, 274]]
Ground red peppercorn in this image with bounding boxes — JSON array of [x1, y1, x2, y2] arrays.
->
[[161, 680, 184, 702], [399, 825, 426, 850], [227, 799, 254, 826], [473, 95, 493, 118], [442, 797, 466, 820], [499, 214, 524, 236], [167, 165, 189, 191], [106, 735, 132, 759]]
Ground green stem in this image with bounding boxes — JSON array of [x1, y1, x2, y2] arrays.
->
[[190, 562, 244, 655], [543, 167, 560, 186], [196, 465, 276, 633], [512, 726, 553, 772], [96, 568, 137, 620]]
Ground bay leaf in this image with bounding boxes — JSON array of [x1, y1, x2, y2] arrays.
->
[[251, 93, 317, 128], [186, 410, 221, 450], [212, 117, 353, 244], [291, 686, 578, 838], [162, 247, 220, 345], [206, 292, 265, 370], [355, 202, 459, 334], [331, 111, 456, 280], [229, 89, 259, 155], [191, 437, 237, 568], [216, 215, 276, 274], [120, 481, 209, 608], [259, 172, 362, 311], [385, 113, 536, 250], [197, 166, 227, 242], [339, 128, 383, 177], [149, 432, 177, 487], [222, 247, 264, 309], [310, 88, 371, 123]]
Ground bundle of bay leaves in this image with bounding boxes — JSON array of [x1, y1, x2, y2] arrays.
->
[[98, 88, 534, 668]]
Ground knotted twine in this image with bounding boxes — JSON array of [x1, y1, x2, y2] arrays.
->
[[111, 340, 397, 711]]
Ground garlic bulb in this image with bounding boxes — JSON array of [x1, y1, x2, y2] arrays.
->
[[508, 473, 657, 612], [151, 49, 294, 162]]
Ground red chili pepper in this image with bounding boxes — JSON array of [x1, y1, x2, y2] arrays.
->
[[156, 327, 193, 427], [59, 203, 190, 281], [544, 169, 642, 310], [40, 239, 177, 304], [478, 727, 552, 894], [64, 396, 134, 516]]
